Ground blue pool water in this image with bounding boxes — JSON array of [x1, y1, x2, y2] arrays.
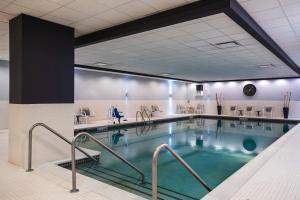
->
[[69, 118, 295, 200]]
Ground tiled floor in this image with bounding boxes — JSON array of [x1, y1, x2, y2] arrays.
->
[[0, 130, 145, 200], [203, 123, 300, 200], [74, 113, 300, 131], [1, 115, 300, 200], [74, 114, 193, 131]]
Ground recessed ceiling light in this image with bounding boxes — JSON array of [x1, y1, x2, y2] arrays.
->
[[159, 73, 173, 76], [94, 62, 109, 66], [257, 64, 275, 69], [214, 41, 241, 49]]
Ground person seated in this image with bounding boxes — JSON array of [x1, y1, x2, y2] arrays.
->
[[112, 107, 124, 124]]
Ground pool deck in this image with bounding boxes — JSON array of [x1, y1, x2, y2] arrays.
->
[[1, 114, 300, 200], [74, 113, 300, 131]]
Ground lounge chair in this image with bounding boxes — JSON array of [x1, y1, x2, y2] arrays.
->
[[151, 105, 163, 116], [245, 106, 253, 116], [177, 104, 187, 114], [229, 105, 237, 116], [195, 104, 205, 114], [112, 107, 124, 124], [263, 106, 273, 118]]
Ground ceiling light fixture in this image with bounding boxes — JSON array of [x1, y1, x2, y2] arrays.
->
[[257, 64, 275, 69], [159, 73, 173, 76], [214, 41, 241, 49], [94, 62, 109, 66]]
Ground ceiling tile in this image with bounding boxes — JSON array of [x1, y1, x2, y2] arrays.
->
[[14, 0, 61, 13], [66, 0, 109, 16], [115, 0, 157, 19]]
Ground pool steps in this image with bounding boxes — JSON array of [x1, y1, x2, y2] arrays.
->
[[77, 164, 198, 200]]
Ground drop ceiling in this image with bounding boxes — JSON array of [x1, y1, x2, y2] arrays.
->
[[75, 13, 298, 81], [0, 0, 300, 81]]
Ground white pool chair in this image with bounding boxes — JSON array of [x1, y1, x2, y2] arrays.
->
[[245, 106, 253, 116], [80, 107, 96, 124], [195, 104, 205, 114], [263, 106, 273, 118], [229, 105, 237, 116], [177, 104, 187, 114], [151, 105, 163, 116]]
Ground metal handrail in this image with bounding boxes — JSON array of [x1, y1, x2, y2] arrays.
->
[[142, 110, 151, 121], [26, 123, 96, 172], [71, 132, 145, 193], [136, 111, 145, 122], [152, 144, 212, 200]]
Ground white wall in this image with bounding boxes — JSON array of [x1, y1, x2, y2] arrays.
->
[[1, 63, 300, 129], [74, 69, 192, 119], [0, 60, 9, 129], [75, 69, 300, 120], [187, 79, 300, 118]]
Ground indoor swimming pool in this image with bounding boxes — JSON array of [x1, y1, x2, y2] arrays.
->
[[66, 118, 295, 200]]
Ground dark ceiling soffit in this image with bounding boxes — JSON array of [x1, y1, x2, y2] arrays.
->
[[75, 0, 227, 48], [198, 76, 300, 83], [225, 0, 300, 75], [76, 64, 300, 83], [75, 64, 201, 83]]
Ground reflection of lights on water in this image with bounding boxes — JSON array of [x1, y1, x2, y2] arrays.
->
[[168, 80, 173, 115], [189, 140, 196, 148], [125, 134, 129, 146], [168, 123, 172, 135], [241, 149, 252, 154], [168, 137, 172, 146], [214, 144, 223, 150], [228, 146, 237, 152]]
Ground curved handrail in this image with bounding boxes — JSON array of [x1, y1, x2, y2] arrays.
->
[[152, 144, 212, 200], [142, 110, 151, 121], [136, 111, 145, 122], [71, 132, 145, 193], [26, 123, 96, 172]]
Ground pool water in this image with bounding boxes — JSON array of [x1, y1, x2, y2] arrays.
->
[[69, 118, 294, 200]]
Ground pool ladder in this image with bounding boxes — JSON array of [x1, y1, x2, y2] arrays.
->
[[152, 144, 212, 200], [26, 123, 97, 172], [136, 110, 151, 123], [70, 132, 145, 193]]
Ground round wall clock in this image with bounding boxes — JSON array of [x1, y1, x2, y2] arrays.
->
[[243, 84, 256, 96]]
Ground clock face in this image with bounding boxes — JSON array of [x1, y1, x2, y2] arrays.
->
[[243, 84, 256, 96]]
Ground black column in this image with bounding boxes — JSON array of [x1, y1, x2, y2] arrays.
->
[[9, 14, 74, 104]]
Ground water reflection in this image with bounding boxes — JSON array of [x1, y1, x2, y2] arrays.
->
[[82, 118, 295, 158]]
